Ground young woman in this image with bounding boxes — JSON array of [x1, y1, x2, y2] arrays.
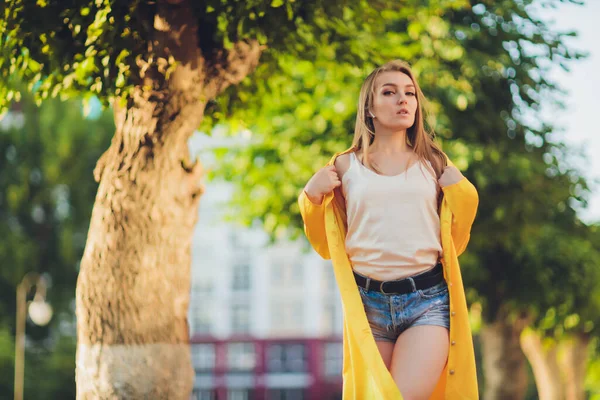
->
[[299, 60, 479, 399]]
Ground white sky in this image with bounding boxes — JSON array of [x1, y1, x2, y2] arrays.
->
[[537, 1, 600, 224]]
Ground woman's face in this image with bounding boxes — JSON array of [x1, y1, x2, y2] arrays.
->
[[370, 71, 418, 132]]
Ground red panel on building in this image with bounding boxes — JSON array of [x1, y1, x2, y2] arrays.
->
[[190, 335, 343, 400]]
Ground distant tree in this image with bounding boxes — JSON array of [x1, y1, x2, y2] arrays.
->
[[3, 0, 595, 397], [0, 82, 113, 398], [520, 223, 600, 400], [0, 0, 459, 397], [208, 1, 595, 398]]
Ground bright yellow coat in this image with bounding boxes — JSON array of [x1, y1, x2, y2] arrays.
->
[[298, 146, 480, 399]]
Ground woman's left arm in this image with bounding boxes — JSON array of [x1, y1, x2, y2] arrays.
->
[[439, 165, 479, 256]]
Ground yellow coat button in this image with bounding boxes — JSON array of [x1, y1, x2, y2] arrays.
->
[[451, 341, 456, 346], [449, 369, 455, 375], [451, 311, 456, 316]]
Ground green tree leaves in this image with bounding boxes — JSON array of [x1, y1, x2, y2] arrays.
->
[[0, 84, 113, 397]]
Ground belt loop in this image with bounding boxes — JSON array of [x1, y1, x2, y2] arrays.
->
[[365, 277, 371, 292], [408, 277, 417, 292]]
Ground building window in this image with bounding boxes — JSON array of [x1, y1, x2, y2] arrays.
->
[[323, 342, 343, 377], [271, 256, 304, 286], [192, 244, 215, 275], [193, 281, 214, 295], [272, 302, 303, 334], [193, 390, 217, 400], [323, 263, 336, 291], [266, 389, 305, 400], [292, 304, 303, 330], [267, 344, 283, 372], [191, 344, 216, 371], [190, 302, 212, 334], [231, 304, 251, 333], [227, 342, 256, 371], [232, 260, 251, 291], [228, 390, 254, 400], [267, 343, 307, 373], [322, 301, 340, 335], [291, 258, 304, 282], [271, 259, 285, 286]]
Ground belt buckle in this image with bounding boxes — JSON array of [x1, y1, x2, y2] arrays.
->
[[380, 281, 391, 295]]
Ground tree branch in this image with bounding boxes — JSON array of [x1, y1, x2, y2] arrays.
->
[[204, 40, 264, 99]]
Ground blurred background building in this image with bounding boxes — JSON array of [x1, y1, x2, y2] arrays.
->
[[188, 133, 344, 400]]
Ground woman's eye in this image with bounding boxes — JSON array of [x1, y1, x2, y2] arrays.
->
[[406, 92, 415, 96], [383, 91, 395, 95]]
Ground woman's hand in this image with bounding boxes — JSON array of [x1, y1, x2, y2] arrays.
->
[[304, 165, 341, 205], [438, 166, 464, 188]]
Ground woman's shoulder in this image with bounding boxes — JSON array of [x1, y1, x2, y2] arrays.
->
[[328, 145, 358, 166], [333, 147, 358, 179]]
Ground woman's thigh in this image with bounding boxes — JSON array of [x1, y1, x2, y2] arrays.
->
[[390, 325, 449, 400], [374, 340, 395, 369]]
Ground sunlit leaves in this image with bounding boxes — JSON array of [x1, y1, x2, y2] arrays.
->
[[203, 2, 482, 242], [196, 1, 600, 340], [1, 0, 596, 342]]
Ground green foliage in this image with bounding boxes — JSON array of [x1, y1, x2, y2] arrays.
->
[[441, 1, 597, 329], [0, 83, 113, 397], [0, 327, 15, 397], [0, 0, 147, 107], [0, 0, 410, 110], [587, 337, 600, 398], [25, 333, 77, 399], [203, 0, 600, 334], [523, 224, 600, 337], [1, 0, 598, 394], [202, 1, 475, 238]]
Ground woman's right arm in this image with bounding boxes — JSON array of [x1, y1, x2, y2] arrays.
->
[[298, 165, 341, 259]]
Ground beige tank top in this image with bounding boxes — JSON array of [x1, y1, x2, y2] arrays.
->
[[342, 151, 443, 281]]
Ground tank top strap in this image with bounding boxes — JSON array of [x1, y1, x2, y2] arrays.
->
[[346, 151, 356, 171], [342, 151, 360, 190], [349, 150, 362, 168]]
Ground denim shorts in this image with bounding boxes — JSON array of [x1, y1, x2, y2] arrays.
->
[[358, 278, 450, 342]]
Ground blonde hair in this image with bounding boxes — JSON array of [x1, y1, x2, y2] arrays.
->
[[351, 60, 447, 179]]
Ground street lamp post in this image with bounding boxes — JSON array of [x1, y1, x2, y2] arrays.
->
[[14, 272, 53, 400]]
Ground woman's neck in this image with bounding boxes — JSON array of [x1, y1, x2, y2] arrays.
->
[[369, 131, 412, 155]]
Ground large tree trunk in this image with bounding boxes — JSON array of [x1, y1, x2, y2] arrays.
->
[[560, 333, 590, 400], [480, 310, 530, 400], [520, 330, 591, 400], [75, 2, 261, 398], [520, 329, 563, 400]]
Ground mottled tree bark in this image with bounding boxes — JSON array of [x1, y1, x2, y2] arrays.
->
[[481, 311, 530, 400], [561, 333, 590, 400], [521, 329, 563, 400], [75, 1, 261, 398], [521, 330, 590, 400]]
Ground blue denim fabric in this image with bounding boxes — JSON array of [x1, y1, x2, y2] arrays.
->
[[358, 279, 450, 342]]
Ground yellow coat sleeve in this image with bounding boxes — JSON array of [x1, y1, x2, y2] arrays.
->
[[298, 189, 331, 259], [441, 177, 479, 256]]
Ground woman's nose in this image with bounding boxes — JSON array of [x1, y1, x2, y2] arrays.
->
[[397, 96, 407, 104]]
